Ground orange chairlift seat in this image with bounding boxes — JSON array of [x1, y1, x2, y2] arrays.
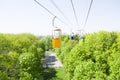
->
[[52, 27, 61, 48]]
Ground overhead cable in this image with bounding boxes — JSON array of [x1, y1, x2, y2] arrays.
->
[[70, 0, 79, 26], [83, 0, 94, 29], [50, 0, 72, 25], [34, 0, 68, 25]]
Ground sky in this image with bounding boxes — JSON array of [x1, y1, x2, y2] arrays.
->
[[0, 0, 120, 36]]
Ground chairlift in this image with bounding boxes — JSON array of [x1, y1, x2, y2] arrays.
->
[[52, 16, 61, 48], [70, 32, 74, 40], [76, 29, 85, 42], [52, 27, 61, 48]]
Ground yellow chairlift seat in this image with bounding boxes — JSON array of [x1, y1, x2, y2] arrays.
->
[[52, 27, 61, 48]]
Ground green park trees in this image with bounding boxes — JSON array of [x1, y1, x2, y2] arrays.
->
[[0, 33, 45, 80], [55, 31, 120, 80], [1, 31, 120, 80]]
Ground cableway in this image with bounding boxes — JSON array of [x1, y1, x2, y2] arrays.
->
[[34, 0, 94, 43], [34, 0, 94, 31], [34, 0, 68, 26]]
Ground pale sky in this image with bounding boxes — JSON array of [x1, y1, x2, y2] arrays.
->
[[0, 0, 120, 36]]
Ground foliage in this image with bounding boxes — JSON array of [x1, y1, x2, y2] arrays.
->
[[0, 71, 11, 80], [56, 31, 120, 80], [0, 33, 45, 80], [1, 31, 120, 80], [55, 34, 78, 62], [0, 52, 19, 80], [19, 52, 44, 80]]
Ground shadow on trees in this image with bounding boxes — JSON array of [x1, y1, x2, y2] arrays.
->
[[42, 68, 56, 80], [42, 68, 62, 80]]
